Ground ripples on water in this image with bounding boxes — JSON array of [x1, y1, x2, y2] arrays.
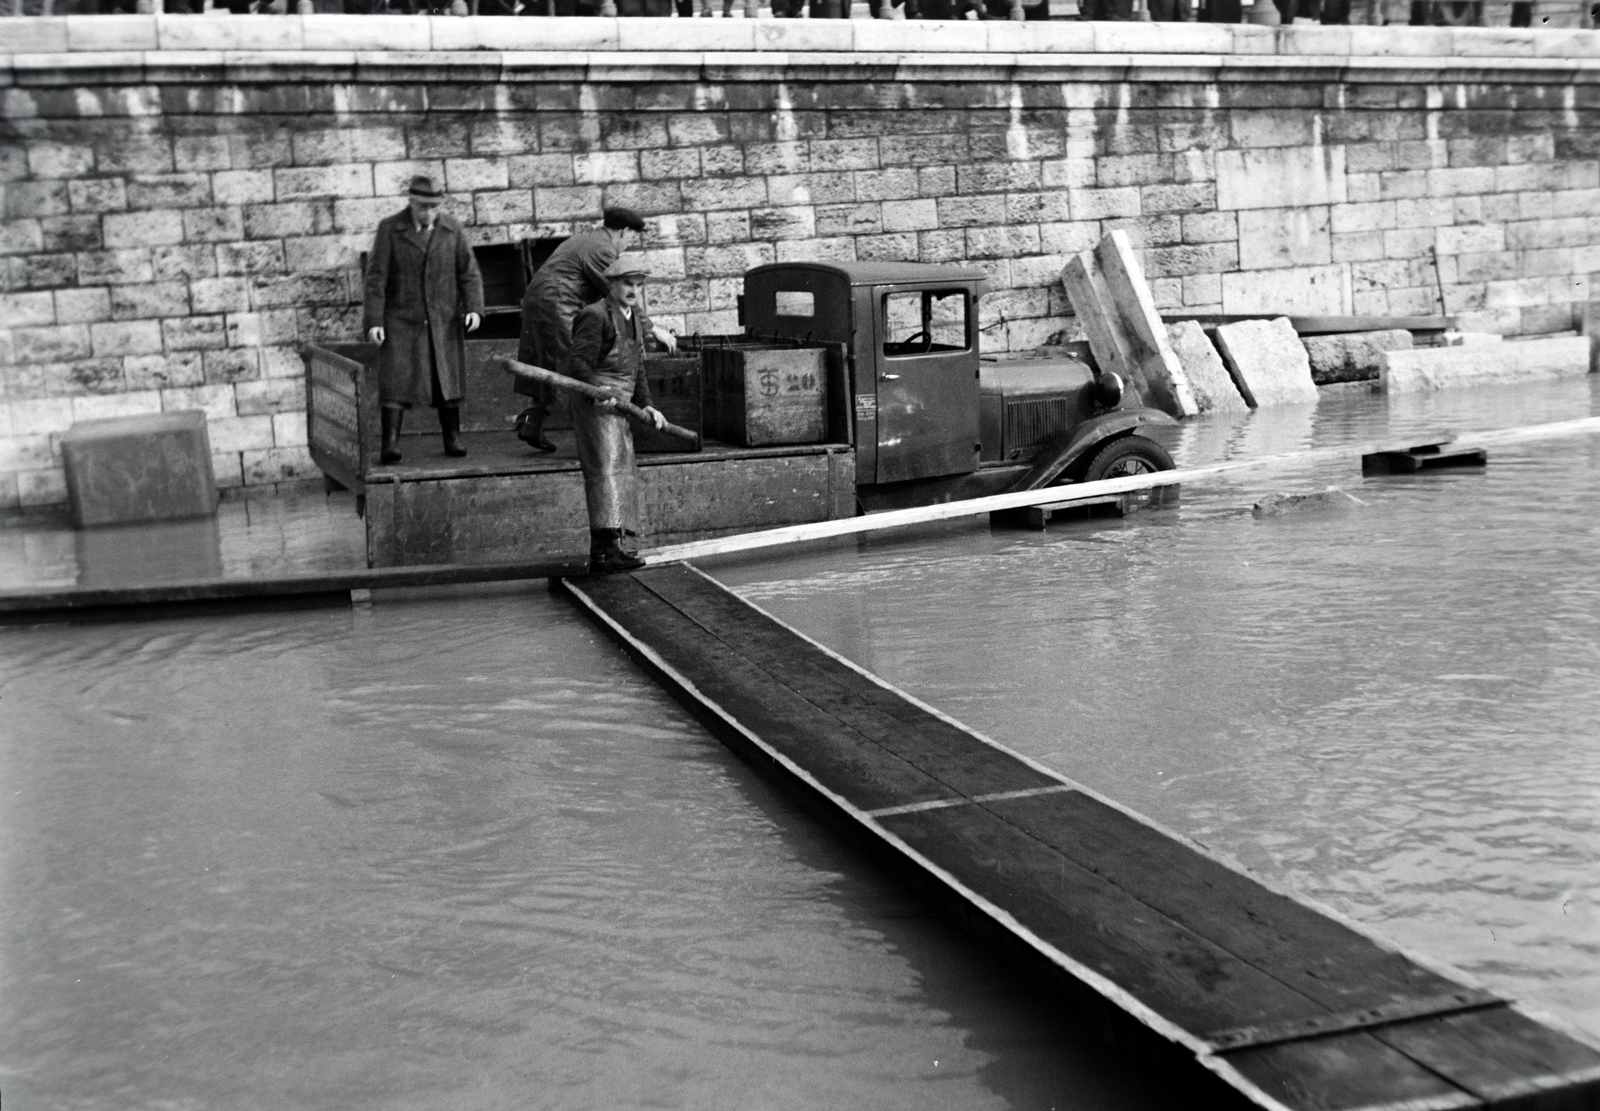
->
[[0, 591, 1164, 1110], [2, 377, 1597, 1109], [720, 377, 1600, 1044]]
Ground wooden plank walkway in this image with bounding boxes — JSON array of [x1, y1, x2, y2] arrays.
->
[[561, 563, 1600, 1111]]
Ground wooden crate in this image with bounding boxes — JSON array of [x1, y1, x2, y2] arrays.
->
[[707, 346, 828, 447], [634, 354, 704, 454]]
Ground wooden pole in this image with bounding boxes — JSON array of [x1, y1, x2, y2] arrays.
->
[[640, 415, 1600, 565], [502, 358, 702, 448]]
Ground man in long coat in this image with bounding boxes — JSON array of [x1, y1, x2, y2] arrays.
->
[[513, 206, 675, 452], [363, 175, 485, 464]]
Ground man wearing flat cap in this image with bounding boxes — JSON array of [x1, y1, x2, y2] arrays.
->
[[362, 175, 485, 464], [567, 256, 671, 573], [513, 206, 676, 452]]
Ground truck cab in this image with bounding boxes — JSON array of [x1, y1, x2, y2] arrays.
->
[[741, 261, 1174, 507], [744, 261, 985, 487]]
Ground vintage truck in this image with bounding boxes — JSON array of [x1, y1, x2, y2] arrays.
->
[[738, 260, 1176, 512], [304, 257, 1176, 566]]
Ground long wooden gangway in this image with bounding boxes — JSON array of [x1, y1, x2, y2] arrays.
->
[[562, 563, 1600, 1111]]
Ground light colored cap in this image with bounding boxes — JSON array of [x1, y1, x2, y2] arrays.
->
[[603, 255, 651, 280]]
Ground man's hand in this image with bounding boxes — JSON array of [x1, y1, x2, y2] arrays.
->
[[367, 326, 385, 344], [652, 324, 677, 354], [643, 405, 668, 431], [464, 312, 481, 333]]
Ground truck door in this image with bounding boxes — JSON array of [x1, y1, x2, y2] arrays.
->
[[873, 286, 979, 484]]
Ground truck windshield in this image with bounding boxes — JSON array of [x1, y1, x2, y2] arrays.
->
[[882, 290, 969, 357]]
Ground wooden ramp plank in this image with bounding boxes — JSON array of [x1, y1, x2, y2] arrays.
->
[[1375, 1008, 1600, 1106], [575, 573, 958, 813], [992, 793, 1471, 1022], [631, 567, 1059, 801], [879, 802, 1347, 1037], [560, 565, 1600, 1111]]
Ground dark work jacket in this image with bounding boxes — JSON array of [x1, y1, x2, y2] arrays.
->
[[362, 210, 485, 407], [566, 299, 654, 410], [514, 227, 617, 398]]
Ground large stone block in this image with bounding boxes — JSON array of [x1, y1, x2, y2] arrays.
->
[[60, 409, 218, 527], [1212, 318, 1319, 408], [1379, 335, 1592, 393], [1167, 320, 1249, 413], [1301, 328, 1414, 385]]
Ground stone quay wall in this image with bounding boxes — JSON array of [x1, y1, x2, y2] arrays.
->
[[3, 19, 1600, 511]]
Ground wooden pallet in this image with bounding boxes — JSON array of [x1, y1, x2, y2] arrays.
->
[[1363, 443, 1491, 475], [562, 563, 1600, 1111], [990, 486, 1180, 529]]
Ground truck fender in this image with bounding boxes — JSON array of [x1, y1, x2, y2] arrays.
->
[[1003, 407, 1177, 493]]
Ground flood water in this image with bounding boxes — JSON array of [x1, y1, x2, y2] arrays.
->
[[3, 376, 1598, 1109]]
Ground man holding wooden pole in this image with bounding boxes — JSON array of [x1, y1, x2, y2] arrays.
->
[[563, 257, 670, 574]]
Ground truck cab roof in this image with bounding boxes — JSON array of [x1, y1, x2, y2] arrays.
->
[[746, 261, 990, 287]]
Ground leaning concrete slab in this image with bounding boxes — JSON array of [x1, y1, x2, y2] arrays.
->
[[1212, 318, 1319, 407], [1094, 230, 1200, 419], [1380, 335, 1592, 393], [1061, 233, 1198, 420], [1301, 329, 1413, 385], [61, 410, 218, 528], [1062, 251, 1141, 392], [1167, 320, 1249, 413]]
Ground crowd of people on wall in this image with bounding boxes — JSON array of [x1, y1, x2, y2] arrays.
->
[[11, 0, 1562, 25]]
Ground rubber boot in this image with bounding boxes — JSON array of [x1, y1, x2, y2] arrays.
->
[[588, 528, 645, 574], [380, 407, 403, 465], [440, 404, 467, 458], [515, 406, 557, 452]]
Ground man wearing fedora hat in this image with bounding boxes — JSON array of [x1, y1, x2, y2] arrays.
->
[[512, 206, 677, 453], [566, 255, 670, 573], [362, 175, 486, 464]]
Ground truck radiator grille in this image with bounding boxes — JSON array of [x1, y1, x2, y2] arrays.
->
[[1005, 398, 1073, 456]]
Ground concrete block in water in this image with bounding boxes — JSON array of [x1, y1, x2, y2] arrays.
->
[[61, 409, 218, 527], [1166, 320, 1248, 413], [1212, 317, 1319, 407], [1379, 335, 1591, 393], [1301, 328, 1413, 385], [1252, 486, 1366, 518]]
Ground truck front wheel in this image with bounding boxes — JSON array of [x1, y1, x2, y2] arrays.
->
[[1081, 434, 1175, 482]]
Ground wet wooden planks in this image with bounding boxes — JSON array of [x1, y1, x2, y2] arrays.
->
[[561, 563, 1600, 1111]]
